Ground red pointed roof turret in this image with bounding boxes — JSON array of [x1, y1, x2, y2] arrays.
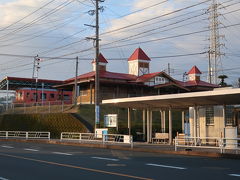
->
[[187, 66, 202, 75], [128, 47, 151, 61], [92, 53, 108, 63]]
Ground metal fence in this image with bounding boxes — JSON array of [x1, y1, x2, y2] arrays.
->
[[2, 101, 73, 114], [0, 131, 50, 140], [175, 136, 240, 154], [61, 132, 133, 147]]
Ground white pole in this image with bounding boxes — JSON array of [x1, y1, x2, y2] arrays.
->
[[182, 111, 185, 133], [193, 106, 197, 145], [6, 80, 9, 111], [41, 82, 44, 106], [147, 109, 150, 142], [128, 108, 131, 136], [143, 109, 146, 141], [169, 107, 172, 145], [150, 110, 153, 143], [162, 110, 166, 133]]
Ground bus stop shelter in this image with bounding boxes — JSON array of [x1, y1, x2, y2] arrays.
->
[[103, 88, 240, 144]]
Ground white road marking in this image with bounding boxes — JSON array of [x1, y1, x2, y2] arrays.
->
[[52, 152, 72, 156], [0, 177, 9, 180], [146, 163, 187, 170], [1, 146, 14, 149], [91, 157, 119, 161], [229, 174, 240, 177], [24, 148, 39, 152]]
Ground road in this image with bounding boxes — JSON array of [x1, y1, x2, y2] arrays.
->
[[0, 141, 239, 180]]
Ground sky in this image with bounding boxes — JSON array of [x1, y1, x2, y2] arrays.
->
[[0, 0, 239, 85]]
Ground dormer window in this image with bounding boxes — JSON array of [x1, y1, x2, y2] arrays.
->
[[155, 76, 165, 85]]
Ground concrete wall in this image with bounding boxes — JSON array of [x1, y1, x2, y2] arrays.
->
[[189, 106, 225, 138]]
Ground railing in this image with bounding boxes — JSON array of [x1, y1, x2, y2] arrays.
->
[[0, 131, 50, 140], [2, 100, 73, 114], [175, 136, 240, 154], [61, 132, 133, 148]]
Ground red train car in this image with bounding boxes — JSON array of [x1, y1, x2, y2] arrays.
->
[[15, 88, 72, 104]]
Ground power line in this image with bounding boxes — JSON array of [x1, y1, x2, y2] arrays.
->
[[0, 0, 74, 41], [100, 0, 212, 36], [0, 0, 56, 32]]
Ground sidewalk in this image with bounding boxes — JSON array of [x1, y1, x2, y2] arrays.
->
[[0, 138, 239, 159]]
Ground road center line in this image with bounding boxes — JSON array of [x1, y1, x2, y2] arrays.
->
[[0, 177, 9, 180], [229, 174, 240, 177], [1, 146, 14, 149], [0, 152, 152, 180], [146, 163, 187, 170], [24, 148, 39, 152], [52, 152, 72, 156], [91, 157, 119, 161]]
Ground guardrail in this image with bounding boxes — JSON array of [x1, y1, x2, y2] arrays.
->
[[0, 131, 50, 140], [61, 132, 133, 148], [174, 136, 240, 154]]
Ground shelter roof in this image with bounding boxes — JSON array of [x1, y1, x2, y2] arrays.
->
[[102, 88, 240, 109]]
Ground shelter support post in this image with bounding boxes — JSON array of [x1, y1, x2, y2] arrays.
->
[[193, 106, 197, 145], [6, 80, 9, 111], [147, 109, 150, 143], [222, 105, 226, 138], [150, 110, 153, 143], [169, 107, 173, 145], [128, 108, 131, 136], [223, 104, 226, 127], [160, 110, 166, 133], [143, 109, 146, 141], [182, 111, 185, 133]]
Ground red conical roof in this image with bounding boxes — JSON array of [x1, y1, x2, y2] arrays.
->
[[128, 48, 151, 61], [187, 66, 202, 75], [92, 53, 108, 63]]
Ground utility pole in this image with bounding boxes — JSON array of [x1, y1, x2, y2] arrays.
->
[[85, 0, 104, 130], [95, 0, 100, 130], [168, 63, 170, 76], [32, 55, 41, 102], [208, 0, 225, 84], [74, 56, 79, 106]]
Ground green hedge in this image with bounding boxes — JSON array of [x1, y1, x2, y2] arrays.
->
[[0, 113, 88, 138]]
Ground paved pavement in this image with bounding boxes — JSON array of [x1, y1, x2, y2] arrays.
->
[[0, 141, 239, 180]]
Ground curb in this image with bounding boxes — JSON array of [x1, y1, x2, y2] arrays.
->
[[0, 139, 239, 159]]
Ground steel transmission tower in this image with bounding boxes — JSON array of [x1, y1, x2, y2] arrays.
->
[[208, 0, 225, 84]]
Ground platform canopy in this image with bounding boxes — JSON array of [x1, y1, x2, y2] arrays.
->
[[102, 88, 240, 109]]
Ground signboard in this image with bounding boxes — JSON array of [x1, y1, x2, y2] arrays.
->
[[95, 105, 100, 125], [104, 114, 118, 127], [95, 128, 108, 138]]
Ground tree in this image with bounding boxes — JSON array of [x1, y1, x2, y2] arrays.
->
[[218, 75, 228, 87]]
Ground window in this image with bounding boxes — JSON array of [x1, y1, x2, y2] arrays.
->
[[206, 107, 214, 125], [80, 90, 88, 96], [50, 93, 55, 99], [33, 93, 37, 99], [155, 76, 165, 85], [225, 105, 234, 126], [40, 93, 47, 100], [63, 95, 70, 100]]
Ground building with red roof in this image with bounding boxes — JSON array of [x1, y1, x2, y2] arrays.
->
[[0, 48, 218, 104], [55, 48, 218, 104]]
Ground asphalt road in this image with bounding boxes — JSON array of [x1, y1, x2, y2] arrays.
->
[[0, 141, 239, 180]]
